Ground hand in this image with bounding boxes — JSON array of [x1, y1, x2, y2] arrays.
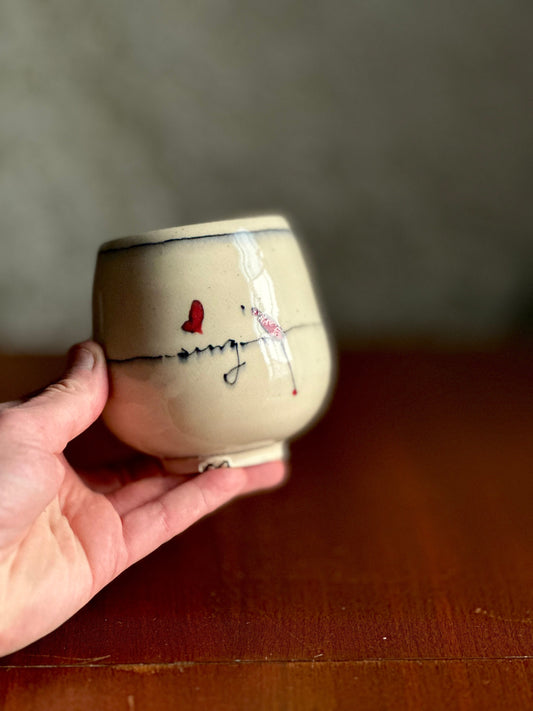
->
[[0, 341, 286, 656]]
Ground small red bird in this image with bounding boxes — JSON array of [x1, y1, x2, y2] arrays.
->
[[181, 299, 204, 334]]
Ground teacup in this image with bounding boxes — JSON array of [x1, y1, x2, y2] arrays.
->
[[92, 215, 333, 473]]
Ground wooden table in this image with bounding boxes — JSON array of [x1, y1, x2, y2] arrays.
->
[[1, 346, 532, 709]]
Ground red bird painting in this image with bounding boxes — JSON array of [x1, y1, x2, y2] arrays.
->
[[181, 299, 204, 334]]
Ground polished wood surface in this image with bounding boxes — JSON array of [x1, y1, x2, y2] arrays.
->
[[1, 346, 532, 708]]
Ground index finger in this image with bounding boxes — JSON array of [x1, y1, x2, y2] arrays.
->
[[119, 465, 248, 567]]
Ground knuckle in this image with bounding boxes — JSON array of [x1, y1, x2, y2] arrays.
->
[[44, 378, 82, 397], [153, 499, 173, 539]]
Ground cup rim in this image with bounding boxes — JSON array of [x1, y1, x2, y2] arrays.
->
[[98, 214, 292, 254]]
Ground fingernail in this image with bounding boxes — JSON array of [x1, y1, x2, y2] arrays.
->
[[74, 345, 96, 370]]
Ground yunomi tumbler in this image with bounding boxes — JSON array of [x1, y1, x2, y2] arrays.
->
[[93, 215, 333, 473]]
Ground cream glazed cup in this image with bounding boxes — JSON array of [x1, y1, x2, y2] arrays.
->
[[92, 215, 333, 473]]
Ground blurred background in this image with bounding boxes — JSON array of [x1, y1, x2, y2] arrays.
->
[[0, 0, 531, 352]]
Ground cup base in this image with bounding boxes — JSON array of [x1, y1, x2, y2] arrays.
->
[[160, 441, 288, 474]]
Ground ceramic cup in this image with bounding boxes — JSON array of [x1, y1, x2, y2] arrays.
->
[[92, 215, 333, 473]]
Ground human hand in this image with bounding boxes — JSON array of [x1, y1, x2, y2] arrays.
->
[[0, 341, 286, 656]]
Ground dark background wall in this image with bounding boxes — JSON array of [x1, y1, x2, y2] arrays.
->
[[1, 0, 531, 350]]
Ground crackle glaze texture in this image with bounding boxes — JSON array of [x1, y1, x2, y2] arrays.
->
[[93, 215, 332, 472]]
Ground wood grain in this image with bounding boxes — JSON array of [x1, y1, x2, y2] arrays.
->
[[2, 660, 533, 711], [0, 346, 532, 708]]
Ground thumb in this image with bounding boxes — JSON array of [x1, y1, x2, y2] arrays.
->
[[15, 341, 108, 452]]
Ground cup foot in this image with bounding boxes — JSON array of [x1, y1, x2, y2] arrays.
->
[[161, 441, 288, 475]]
